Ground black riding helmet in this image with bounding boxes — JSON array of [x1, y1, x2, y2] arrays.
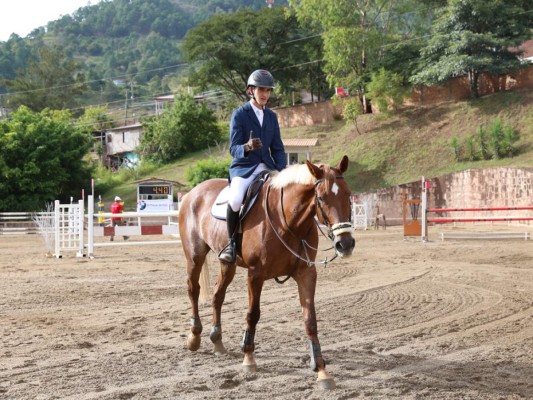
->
[[246, 69, 275, 97]]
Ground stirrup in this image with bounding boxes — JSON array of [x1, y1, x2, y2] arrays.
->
[[218, 241, 236, 263]]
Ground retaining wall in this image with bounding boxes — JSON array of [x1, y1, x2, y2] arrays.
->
[[274, 65, 533, 128], [356, 167, 533, 226]]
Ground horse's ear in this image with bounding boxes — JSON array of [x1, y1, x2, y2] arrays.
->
[[305, 159, 323, 180], [337, 155, 349, 174]]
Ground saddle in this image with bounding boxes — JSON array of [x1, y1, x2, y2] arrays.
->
[[211, 170, 271, 221]]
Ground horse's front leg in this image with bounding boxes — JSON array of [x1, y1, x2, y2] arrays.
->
[[186, 255, 205, 352], [296, 267, 336, 390], [209, 262, 236, 355], [241, 270, 264, 372]]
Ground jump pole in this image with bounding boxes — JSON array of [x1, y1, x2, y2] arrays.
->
[[421, 183, 533, 241]]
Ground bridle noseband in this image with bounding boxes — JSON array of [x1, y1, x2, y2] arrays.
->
[[313, 177, 354, 241]]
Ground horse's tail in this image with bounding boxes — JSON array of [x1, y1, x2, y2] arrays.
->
[[199, 258, 211, 304]]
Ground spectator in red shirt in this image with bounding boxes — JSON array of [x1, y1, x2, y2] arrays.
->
[[110, 196, 129, 241]]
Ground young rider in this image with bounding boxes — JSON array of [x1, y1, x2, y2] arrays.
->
[[218, 69, 287, 263]]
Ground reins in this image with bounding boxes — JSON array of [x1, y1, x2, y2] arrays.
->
[[264, 179, 346, 276]]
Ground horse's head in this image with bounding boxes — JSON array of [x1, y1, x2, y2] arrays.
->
[[306, 155, 355, 258]]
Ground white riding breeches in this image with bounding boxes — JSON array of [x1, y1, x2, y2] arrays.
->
[[228, 163, 269, 212]]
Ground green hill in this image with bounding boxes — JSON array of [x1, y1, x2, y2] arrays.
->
[[105, 89, 533, 207]]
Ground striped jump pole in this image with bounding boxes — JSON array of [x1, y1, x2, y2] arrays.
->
[[421, 184, 533, 241]]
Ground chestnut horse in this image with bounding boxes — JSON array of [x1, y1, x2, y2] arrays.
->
[[178, 155, 355, 389]]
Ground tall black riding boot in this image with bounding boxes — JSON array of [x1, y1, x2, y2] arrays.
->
[[218, 206, 240, 263]]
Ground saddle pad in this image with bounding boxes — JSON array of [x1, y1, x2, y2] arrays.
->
[[211, 186, 230, 220], [211, 171, 270, 221]]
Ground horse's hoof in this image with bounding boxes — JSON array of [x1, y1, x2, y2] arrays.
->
[[317, 370, 336, 390], [187, 332, 201, 351], [213, 339, 227, 355], [242, 353, 256, 372], [242, 363, 257, 373], [317, 377, 336, 390]]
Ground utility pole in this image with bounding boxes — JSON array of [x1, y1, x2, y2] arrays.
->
[[124, 89, 128, 125]]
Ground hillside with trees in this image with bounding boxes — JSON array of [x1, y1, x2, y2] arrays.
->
[[0, 0, 531, 211]]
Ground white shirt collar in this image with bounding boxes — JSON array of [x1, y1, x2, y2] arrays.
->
[[250, 101, 263, 113], [250, 101, 264, 126]]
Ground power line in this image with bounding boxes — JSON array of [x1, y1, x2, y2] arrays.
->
[[1, 62, 190, 97]]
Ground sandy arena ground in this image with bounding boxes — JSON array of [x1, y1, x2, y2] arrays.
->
[[1, 224, 532, 399]]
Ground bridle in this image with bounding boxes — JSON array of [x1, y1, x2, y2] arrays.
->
[[313, 177, 354, 241], [264, 176, 354, 273]]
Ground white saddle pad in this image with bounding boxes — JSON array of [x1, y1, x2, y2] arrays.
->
[[211, 186, 230, 220]]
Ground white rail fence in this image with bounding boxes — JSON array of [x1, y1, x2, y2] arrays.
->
[[4, 194, 371, 257]]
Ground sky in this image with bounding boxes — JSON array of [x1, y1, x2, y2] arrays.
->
[[0, 0, 102, 42]]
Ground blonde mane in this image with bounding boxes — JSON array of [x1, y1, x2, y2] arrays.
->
[[269, 163, 315, 189]]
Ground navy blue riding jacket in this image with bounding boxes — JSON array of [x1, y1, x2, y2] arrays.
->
[[228, 102, 287, 181]]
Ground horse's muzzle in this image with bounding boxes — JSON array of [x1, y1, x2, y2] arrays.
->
[[334, 233, 355, 257]]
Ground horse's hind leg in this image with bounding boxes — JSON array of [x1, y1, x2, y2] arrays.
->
[[209, 262, 236, 355]]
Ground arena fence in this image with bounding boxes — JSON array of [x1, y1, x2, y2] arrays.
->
[[419, 177, 533, 241], [0, 212, 49, 235], [86, 195, 180, 258]]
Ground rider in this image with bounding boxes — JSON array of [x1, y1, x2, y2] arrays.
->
[[218, 69, 287, 263]]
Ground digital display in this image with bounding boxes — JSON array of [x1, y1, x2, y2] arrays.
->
[[139, 185, 171, 195]]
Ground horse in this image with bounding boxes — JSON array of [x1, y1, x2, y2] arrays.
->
[[178, 155, 355, 390]]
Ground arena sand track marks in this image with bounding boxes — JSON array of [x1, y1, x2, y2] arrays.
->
[[0, 225, 532, 399]]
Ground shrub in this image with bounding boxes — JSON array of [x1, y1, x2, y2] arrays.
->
[[465, 135, 477, 161], [477, 126, 489, 160], [139, 95, 223, 163], [501, 125, 519, 157], [185, 158, 231, 188], [367, 68, 409, 114], [450, 136, 460, 161]]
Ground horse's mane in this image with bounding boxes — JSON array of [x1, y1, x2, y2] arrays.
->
[[270, 163, 331, 189]]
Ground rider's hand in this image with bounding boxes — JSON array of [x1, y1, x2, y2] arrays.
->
[[244, 131, 262, 152]]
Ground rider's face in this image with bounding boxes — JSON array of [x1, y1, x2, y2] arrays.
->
[[251, 86, 272, 107]]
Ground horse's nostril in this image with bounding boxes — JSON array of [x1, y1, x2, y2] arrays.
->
[[335, 237, 355, 254]]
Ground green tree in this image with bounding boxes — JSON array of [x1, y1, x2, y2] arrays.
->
[[411, 0, 531, 98], [78, 106, 114, 132], [182, 7, 320, 102], [3, 45, 87, 112], [0, 106, 93, 211], [366, 68, 409, 113], [289, 0, 435, 112], [139, 95, 223, 163]]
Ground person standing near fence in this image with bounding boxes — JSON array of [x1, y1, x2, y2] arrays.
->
[[110, 196, 129, 241]]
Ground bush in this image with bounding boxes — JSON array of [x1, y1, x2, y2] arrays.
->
[[367, 68, 409, 114], [489, 118, 504, 159], [185, 158, 231, 188], [450, 119, 519, 163], [465, 135, 476, 161], [477, 126, 489, 160], [139, 95, 223, 163], [501, 125, 519, 157], [450, 136, 460, 161]]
